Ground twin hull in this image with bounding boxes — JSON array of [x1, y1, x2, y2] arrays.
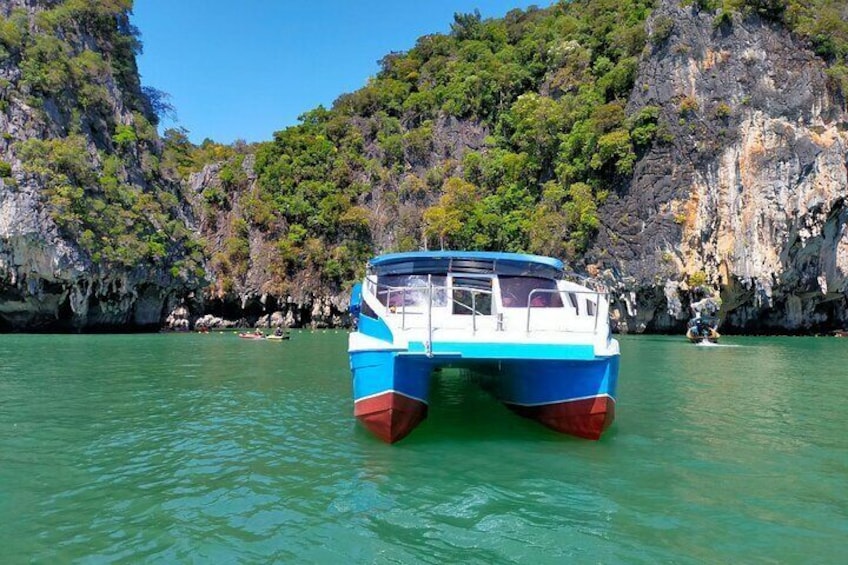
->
[[350, 341, 619, 443]]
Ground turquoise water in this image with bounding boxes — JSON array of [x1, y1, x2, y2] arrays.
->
[[1, 333, 846, 562]]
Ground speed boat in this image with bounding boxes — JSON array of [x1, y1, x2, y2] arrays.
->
[[686, 315, 720, 343], [347, 251, 620, 443]]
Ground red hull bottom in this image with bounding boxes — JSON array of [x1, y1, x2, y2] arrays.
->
[[508, 395, 615, 440], [354, 392, 428, 443]]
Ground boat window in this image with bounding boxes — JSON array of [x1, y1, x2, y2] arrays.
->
[[361, 300, 377, 319], [451, 277, 492, 316], [376, 274, 446, 307], [499, 276, 563, 308]]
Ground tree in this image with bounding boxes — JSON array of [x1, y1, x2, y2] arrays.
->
[[451, 10, 482, 41], [423, 177, 479, 249]]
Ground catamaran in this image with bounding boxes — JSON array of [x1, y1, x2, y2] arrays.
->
[[347, 251, 620, 443]]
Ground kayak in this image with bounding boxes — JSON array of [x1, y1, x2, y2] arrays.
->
[[238, 333, 266, 340], [266, 334, 290, 341]]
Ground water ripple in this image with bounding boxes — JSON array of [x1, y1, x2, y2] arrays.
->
[[1, 334, 846, 562]]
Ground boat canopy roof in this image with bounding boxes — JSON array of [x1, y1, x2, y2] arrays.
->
[[367, 251, 564, 278], [688, 315, 718, 326]]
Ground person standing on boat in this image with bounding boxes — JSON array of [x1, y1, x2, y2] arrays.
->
[[530, 293, 549, 307]]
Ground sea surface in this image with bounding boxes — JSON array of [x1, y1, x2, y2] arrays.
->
[[1, 332, 846, 563]]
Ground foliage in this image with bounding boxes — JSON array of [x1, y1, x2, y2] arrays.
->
[[651, 15, 675, 45], [161, 129, 249, 179], [10, 0, 153, 126], [688, 271, 708, 288], [679, 95, 699, 115], [628, 105, 660, 146], [0, 1, 207, 283], [0, 9, 28, 51], [714, 102, 732, 119], [164, 0, 848, 296], [20, 35, 73, 94], [16, 134, 202, 275], [783, 1, 848, 96], [141, 86, 176, 123], [112, 124, 137, 147], [165, 0, 661, 290]]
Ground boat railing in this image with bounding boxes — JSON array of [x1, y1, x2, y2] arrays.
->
[[562, 271, 607, 293], [367, 276, 493, 333], [526, 288, 605, 334], [365, 276, 610, 337], [367, 277, 430, 331]]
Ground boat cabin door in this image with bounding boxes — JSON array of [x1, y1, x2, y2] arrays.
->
[[448, 274, 493, 318]]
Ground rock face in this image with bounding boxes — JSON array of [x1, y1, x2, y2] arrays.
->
[[590, 2, 848, 333], [3, 0, 846, 335], [187, 1, 847, 334], [0, 1, 202, 331]]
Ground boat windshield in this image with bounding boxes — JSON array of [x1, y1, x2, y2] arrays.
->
[[688, 316, 717, 327], [376, 274, 447, 307], [499, 276, 563, 308]]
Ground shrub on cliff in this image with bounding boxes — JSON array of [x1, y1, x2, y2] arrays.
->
[[16, 131, 200, 274]]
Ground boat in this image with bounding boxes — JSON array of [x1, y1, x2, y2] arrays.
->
[[347, 251, 620, 443], [266, 332, 291, 341], [238, 332, 266, 340], [686, 315, 720, 343]]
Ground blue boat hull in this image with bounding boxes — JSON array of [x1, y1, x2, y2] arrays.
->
[[482, 356, 618, 439], [350, 348, 617, 442], [350, 350, 432, 443]]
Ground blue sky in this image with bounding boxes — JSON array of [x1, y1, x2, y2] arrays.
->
[[132, 0, 550, 144]]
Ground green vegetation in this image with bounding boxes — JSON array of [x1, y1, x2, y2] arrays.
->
[[651, 15, 675, 44], [7, 0, 847, 300], [783, 1, 848, 96], [679, 95, 699, 116], [4, 1, 203, 282], [163, 0, 659, 292], [161, 128, 248, 178], [2, 0, 156, 126], [0, 9, 28, 54], [688, 271, 709, 288], [348, 0, 652, 255], [714, 102, 732, 119], [112, 124, 137, 147], [16, 134, 202, 272], [159, 0, 848, 296]]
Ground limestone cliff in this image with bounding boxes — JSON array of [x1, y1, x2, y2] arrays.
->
[[0, 0, 203, 331], [182, 114, 489, 328], [185, 1, 847, 333], [5, 0, 846, 334], [591, 2, 848, 333]]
